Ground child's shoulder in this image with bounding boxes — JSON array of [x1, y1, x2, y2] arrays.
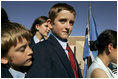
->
[[1, 64, 13, 78]]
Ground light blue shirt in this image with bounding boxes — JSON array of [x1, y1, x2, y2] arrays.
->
[[9, 68, 26, 78], [51, 33, 69, 58], [33, 35, 44, 44]]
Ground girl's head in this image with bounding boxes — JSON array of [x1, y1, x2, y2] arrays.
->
[[30, 16, 50, 37], [90, 30, 117, 53], [90, 30, 117, 63]]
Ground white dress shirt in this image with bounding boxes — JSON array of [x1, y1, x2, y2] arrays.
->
[[9, 68, 26, 78], [51, 33, 69, 58], [33, 35, 44, 44]]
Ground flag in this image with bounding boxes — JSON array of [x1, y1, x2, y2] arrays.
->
[[83, 4, 98, 78], [83, 24, 90, 77], [89, 9, 98, 59], [83, 24, 89, 61]]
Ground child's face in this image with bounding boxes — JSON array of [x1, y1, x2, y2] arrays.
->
[[52, 10, 75, 40], [7, 38, 33, 68], [37, 22, 50, 37]]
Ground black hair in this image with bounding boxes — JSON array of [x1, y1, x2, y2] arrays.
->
[[90, 30, 117, 55], [30, 16, 48, 36], [1, 8, 9, 23]]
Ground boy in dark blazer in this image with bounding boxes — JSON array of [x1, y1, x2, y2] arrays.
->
[[1, 22, 33, 78], [27, 3, 82, 78]]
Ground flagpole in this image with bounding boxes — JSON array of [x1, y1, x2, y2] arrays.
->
[[87, 1, 91, 69], [83, 3, 91, 78], [88, 2, 95, 63], [88, 2, 91, 36], [83, 2, 98, 78]]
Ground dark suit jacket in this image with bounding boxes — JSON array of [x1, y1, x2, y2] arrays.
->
[[1, 64, 13, 78], [27, 34, 82, 78], [30, 37, 45, 49], [30, 37, 36, 49]]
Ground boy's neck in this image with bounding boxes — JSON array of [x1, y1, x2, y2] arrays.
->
[[52, 32, 67, 42], [10, 65, 26, 73]]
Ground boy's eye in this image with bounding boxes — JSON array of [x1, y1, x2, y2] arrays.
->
[[59, 19, 67, 24], [70, 21, 74, 26], [19, 48, 25, 52], [16, 45, 27, 52], [45, 25, 48, 27]]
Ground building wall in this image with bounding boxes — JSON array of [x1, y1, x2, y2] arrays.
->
[[68, 36, 85, 75]]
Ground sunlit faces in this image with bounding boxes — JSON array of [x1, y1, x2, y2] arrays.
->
[[37, 22, 51, 37], [7, 38, 33, 68], [52, 10, 75, 40]]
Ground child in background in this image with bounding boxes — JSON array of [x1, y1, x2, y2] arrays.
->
[[30, 16, 51, 48]]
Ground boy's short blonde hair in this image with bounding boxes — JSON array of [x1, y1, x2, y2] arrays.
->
[[1, 22, 32, 57], [48, 3, 76, 24]]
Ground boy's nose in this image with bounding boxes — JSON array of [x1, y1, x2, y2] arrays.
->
[[47, 27, 51, 31], [65, 23, 70, 29], [49, 25, 52, 29], [28, 46, 33, 55]]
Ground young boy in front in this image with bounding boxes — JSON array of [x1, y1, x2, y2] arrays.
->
[[27, 3, 82, 78], [1, 22, 33, 78]]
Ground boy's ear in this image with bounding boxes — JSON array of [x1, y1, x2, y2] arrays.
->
[[47, 19, 53, 29], [1, 56, 8, 64]]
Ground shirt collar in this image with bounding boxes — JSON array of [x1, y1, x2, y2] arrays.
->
[[51, 33, 67, 50], [33, 35, 44, 44], [9, 68, 26, 78]]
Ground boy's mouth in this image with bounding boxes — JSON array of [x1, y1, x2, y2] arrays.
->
[[63, 31, 69, 35]]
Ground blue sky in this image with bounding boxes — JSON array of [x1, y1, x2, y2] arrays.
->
[[1, 1, 117, 36]]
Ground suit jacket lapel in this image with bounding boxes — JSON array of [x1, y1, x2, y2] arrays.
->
[[48, 34, 75, 77]]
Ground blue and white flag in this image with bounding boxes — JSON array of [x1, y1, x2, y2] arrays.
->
[[89, 9, 98, 60], [83, 5, 99, 78], [83, 24, 89, 78], [83, 24, 89, 61]]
